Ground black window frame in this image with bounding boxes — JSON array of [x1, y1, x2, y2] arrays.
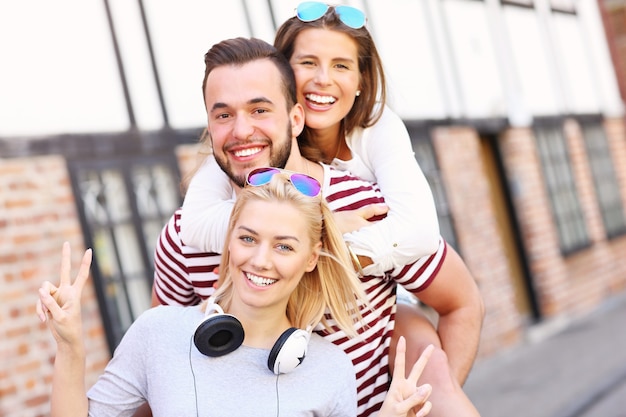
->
[[579, 117, 626, 239], [534, 118, 590, 255], [65, 130, 196, 353]]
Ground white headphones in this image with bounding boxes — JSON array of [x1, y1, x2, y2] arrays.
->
[[193, 297, 310, 374]]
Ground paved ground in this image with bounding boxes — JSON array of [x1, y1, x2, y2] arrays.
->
[[464, 292, 626, 417], [577, 377, 626, 417]]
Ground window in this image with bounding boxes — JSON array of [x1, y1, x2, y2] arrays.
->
[[409, 128, 458, 250], [68, 150, 182, 352], [535, 124, 589, 253], [397, 126, 457, 306], [581, 122, 626, 238]]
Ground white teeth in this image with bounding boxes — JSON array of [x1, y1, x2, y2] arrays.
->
[[306, 93, 336, 104], [246, 272, 276, 286], [234, 147, 263, 157]]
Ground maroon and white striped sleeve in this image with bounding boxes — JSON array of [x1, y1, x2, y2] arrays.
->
[[153, 209, 201, 306], [392, 235, 447, 293]]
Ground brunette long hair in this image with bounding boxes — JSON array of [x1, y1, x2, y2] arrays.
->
[[274, 7, 387, 160]]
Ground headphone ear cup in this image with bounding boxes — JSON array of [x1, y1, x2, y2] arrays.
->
[[267, 328, 310, 374], [194, 314, 244, 357]]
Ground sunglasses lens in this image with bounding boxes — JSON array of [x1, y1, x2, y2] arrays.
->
[[335, 6, 366, 29], [296, 1, 328, 22], [290, 174, 321, 197], [247, 167, 279, 187], [247, 168, 321, 197]]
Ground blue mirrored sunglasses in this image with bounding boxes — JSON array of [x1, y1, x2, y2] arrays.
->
[[295, 1, 367, 29], [246, 167, 322, 197]]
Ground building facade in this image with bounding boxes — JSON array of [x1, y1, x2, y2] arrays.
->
[[1, 0, 626, 415]]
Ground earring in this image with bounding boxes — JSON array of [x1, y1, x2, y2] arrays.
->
[[356, 90, 361, 97]]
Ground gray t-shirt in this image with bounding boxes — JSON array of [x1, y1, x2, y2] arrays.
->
[[87, 305, 357, 417]]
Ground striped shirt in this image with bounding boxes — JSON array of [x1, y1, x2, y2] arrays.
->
[[153, 164, 447, 417]]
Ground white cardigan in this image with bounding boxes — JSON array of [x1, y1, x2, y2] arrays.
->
[[179, 105, 439, 275]]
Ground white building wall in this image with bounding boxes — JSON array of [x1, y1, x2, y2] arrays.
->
[[369, 0, 450, 119], [0, 0, 128, 136], [0, 0, 622, 139]]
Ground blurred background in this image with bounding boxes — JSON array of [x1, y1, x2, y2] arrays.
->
[[1, 0, 626, 416]]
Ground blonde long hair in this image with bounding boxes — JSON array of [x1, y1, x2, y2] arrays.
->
[[211, 173, 366, 337]]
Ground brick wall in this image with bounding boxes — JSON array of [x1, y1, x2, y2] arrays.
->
[[0, 146, 202, 417], [0, 156, 107, 416], [431, 126, 523, 357], [2, 121, 625, 415], [605, 117, 626, 212], [429, 119, 626, 357], [603, 3, 626, 102], [602, 117, 626, 293]]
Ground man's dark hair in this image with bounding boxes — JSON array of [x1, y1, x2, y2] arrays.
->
[[202, 37, 297, 109]]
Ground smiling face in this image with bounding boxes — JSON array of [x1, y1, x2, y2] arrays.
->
[[227, 199, 321, 316], [204, 59, 305, 188], [289, 28, 361, 138]]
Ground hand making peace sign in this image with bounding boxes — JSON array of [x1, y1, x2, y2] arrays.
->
[[379, 336, 434, 417], [36, 242, 93, 349]]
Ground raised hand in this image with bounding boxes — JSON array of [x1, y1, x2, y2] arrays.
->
[[37, 242, 92, 348], [379, 337, 434, 417]]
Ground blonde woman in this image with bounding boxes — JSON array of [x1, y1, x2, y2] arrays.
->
[[38, 172, 433, 417]]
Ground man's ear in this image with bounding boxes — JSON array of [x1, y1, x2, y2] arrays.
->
[[290, 103, 306, 137]]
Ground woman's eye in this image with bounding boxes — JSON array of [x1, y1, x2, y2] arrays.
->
[[277, 244, 293, 252]]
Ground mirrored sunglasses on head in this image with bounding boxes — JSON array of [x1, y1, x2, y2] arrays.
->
[[295, 1, 367, 29], [246, 167, 322, 197]]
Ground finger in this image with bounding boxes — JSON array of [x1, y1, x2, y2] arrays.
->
[[36, 298, 47, 322], [391, 335, 407, 381], [39, 287, 63, 319], [39, 280, 58, 296], [72, 249, 93, 291], [414, 384, 432, 403], [59, 242, 71, 286], [396, 385, 432, 416], [407, 344, 435, 385], [36, 282, 56, 322], [416, 400, 432, 417], [357, 203, 389, 220], [372, 203, 389, 215], [37, 281, 58, 321]]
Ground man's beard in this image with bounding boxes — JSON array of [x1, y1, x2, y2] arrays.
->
[[213, 122, 293, 188]]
